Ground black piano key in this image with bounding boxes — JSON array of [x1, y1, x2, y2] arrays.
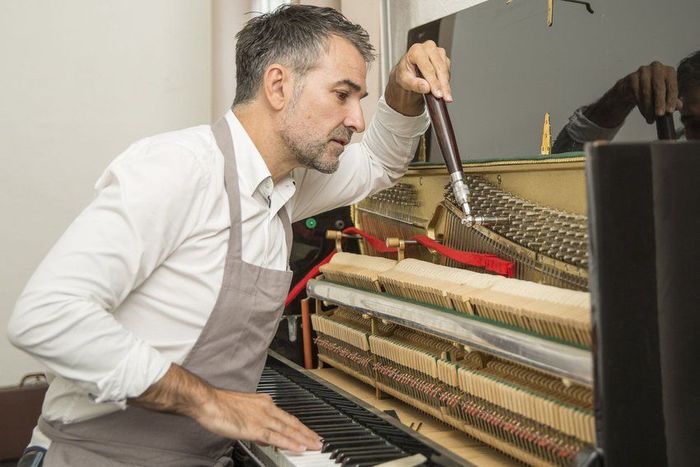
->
[[322, 435, 381, 445], [257, 360, 447, 464], [310, 423, 364, 430], [325, 439, 389, 456], [340, 452, 406, 466], [279, 400, 331, 405], [304, 420, 359, 430], [289, 409, 341, 417], [323, 436, 378, 447], [319, 428, 373, 437], [296, 415, 351, 423], [322, 438, 382, 453], [318, 430, 375, 441], [284, 400, 319, 406], [334, 446, 404, 462]]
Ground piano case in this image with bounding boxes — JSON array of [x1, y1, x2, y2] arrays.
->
[[0, 374, 48, 461]]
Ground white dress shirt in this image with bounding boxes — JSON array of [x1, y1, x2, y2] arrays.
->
[[8, 96, 429, 448]]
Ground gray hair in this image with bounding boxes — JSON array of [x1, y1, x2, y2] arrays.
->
[[233, 4, 375, 106]]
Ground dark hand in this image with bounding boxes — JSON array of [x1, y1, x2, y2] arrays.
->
[[133, 364, 322, 453], [385, 40, 452, 116], [587, 61, 682, 127]]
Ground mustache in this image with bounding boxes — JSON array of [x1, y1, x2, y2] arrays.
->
[[329, 126, 353, 142]]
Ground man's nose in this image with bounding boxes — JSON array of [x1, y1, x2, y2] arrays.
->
[[344, 101, 365, 134]]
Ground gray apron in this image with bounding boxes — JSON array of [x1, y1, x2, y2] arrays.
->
[[38, 118, 294, 466]]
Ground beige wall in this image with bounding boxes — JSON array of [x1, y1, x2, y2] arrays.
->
[[0, 0, 386, 387], [297, 0, 341, 8], [386, 0, 488, 72], [0, 1, 212, 386], [341, 0, 382, 143], [212, 0, 252, 118]]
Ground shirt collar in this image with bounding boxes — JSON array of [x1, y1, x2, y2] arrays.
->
[[224, 110, 273, 198]]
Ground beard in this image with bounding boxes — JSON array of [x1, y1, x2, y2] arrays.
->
[[281, 125, 352, 174], [280, 98, 353, 174]]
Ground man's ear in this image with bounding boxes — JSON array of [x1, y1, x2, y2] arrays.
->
[[263, 63, 291, 111]]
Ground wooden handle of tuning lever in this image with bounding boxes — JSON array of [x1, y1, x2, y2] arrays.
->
[[656, 113, 677, 140], [424, 92, 463, 174], [415, 68, 463, 173]]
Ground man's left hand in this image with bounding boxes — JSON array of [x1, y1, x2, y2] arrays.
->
[[385, 40, 452, 116]]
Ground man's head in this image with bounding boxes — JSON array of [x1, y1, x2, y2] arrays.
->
[[678, 50, 700, 140], [233, 5, 375, 173], [234, 5, 374, 107]]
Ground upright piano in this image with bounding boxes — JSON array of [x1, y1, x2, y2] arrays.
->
[[291, 141, 700, 467]]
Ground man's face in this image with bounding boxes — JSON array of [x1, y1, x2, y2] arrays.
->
[[681, 84, 700, 140], [280, 35, 368, 173]]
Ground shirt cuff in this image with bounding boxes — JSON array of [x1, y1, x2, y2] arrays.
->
[[90, 339, 171, 405], [376, 96, 430, 138], [565, 105, 623, 143]]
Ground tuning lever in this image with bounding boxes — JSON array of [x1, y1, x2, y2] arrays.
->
[[656, 113, 677, 140]]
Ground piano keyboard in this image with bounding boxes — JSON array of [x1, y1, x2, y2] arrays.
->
[[241, 353, 464, 467]]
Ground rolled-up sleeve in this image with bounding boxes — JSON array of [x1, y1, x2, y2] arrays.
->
[[8, 139, 208, 404], [552, 105, 624, 153], [289, 96, 430, 221]]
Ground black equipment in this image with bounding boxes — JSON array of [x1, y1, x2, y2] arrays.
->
[[587, 140, 700, 467]]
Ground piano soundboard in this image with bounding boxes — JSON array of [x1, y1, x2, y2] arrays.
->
[[239, 352, 466, 467]]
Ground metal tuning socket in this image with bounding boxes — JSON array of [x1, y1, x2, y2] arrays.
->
[[423, 89, 504, 227], [449, 171, 475, 223]]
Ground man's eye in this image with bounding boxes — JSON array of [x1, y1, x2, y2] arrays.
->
[[336, 92, 349, 102]]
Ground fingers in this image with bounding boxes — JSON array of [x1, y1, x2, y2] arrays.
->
[[270, 405, 323, 451], [665, 67, 680, 113], [252, 419, 321, 452], [629, 61, 680, 123], [252, 398, 321, 453], [257, 428, 309, 453], [431, 47, 452, 101], [401, 40, 453, 101], [651, 63, 668, 118], [627, 71, 641, 107], [638, 65, 654, 123], [197, 391, 322, 453]]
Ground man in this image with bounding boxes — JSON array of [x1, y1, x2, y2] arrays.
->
[[8, 5, 452, 466], [552, 50, 700, 152]]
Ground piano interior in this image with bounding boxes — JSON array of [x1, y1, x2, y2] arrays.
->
[[306, 158, 594, 467], [264, 2, 700, 466]]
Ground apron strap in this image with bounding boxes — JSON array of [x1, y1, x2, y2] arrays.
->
[[211, 117, 294, 262], [212, 117, 243, 261]]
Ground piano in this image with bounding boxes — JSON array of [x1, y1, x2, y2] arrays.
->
[[306, 157, 594, 467], [289, 140, 700, 467], [265, 1, 700, 464], [238, 352, 466, 467]]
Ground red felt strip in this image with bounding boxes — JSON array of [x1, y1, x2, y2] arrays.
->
[[412, 234, 514, 277], [284, 250, 336, 307], [284, 227, 515, 306], [342, 227, 398, 253]]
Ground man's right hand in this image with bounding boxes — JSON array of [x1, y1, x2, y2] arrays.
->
[[196, 389, 322, 452], [132, 364, 322, 453], [586, 61, 682, 128]]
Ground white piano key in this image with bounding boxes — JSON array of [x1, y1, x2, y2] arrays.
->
[[254, 445, 336, 467], [283, 448, 336, 466]]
